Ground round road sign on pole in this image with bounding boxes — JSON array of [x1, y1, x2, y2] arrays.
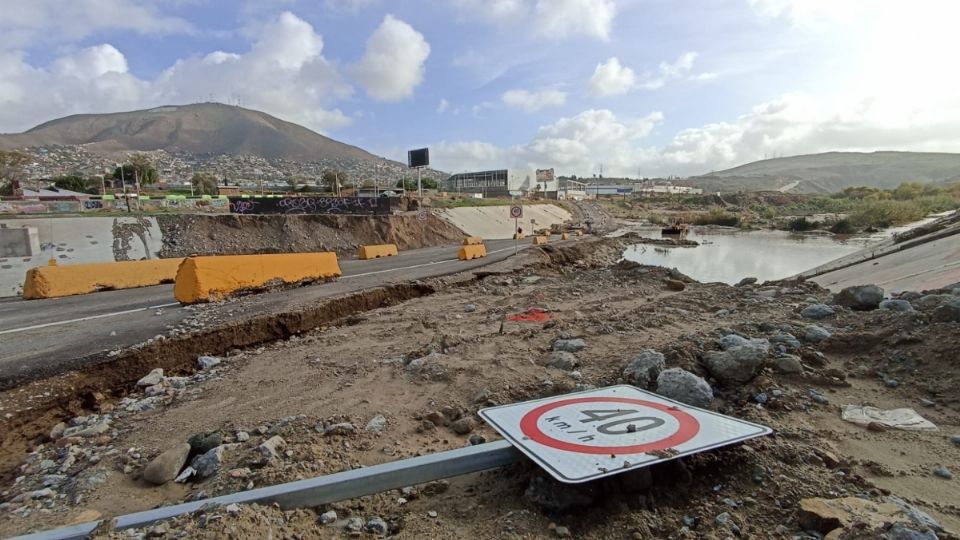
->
[[479, 385, 771, 483], [509, 205, 523, 219]]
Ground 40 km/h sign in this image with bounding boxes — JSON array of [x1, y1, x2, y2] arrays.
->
[[509, 205, 523, 219], [479, 385, 771, 483]]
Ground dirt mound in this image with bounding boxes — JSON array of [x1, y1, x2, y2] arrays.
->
[[156, 214, 466, 258]]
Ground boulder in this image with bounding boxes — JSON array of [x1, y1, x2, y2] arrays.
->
[[880, 299, 914, 312], [136, 368, 164, 387], [735, 277, 758, 287], [197, 356, 221, 370], [546, 351, 579, 371], [834, 285, 884, 311], [191, 446, 225, 479], [552, 339, 586, 353], [772, 355, 803, 374], [656, 368, 713, 408], [802, 304, 836, 319], [258, 436, 287, 459], [932, 299, 960, 323], [622, 350, 665, 388], [143, 443, 191, 486], [704, 339, 769, 385], [804, 325, 831, 343], [665, 279, 686, 291], [718, 334, 748, 350]]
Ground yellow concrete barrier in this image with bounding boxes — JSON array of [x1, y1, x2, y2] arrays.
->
[[533, 235, 549, 245], [458, 244, 487, 260], [513, 232, 526, 239], [22, 259, 183, 300], [575, 230, 584, 236], [174, 253, 342, 304], [561, 233, 570, 240], [358, 244, 399, 259], [462, 236, 484, 246]]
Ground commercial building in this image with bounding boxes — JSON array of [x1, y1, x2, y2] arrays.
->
[[443, 169, 558, 198]]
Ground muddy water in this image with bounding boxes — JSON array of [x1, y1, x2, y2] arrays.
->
[[619, 227, 873, 284]]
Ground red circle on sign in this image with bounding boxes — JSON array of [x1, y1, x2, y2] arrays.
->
[[519, 397, 699, 455]]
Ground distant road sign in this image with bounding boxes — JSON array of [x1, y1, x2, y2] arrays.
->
[[479, 385, 771, 483], [417, 209, 429, 222], [510, 205, 523, 219]]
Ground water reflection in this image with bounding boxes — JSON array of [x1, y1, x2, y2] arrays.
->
[[620, 227, 873, 284]]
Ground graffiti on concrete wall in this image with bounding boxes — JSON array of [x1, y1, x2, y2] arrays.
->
[[228, 196, 389, 215]]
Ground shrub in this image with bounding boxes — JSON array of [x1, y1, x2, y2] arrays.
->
[[693, 209, 740, 227], [829, 219, 856, 234], [787, 216, 819, 231]]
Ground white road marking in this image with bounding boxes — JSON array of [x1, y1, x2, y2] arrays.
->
[[0, 303, 182, 335]]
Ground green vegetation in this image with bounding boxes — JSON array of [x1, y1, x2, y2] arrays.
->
[[397, 178, 439, 191], [787, 216, 818, 231], [693, 209, 740, 227], [0, 150, 30, 195], [52, 175, 99, 194], [829, 219, 856, 235], [113, 153, 159, 185], [191, 172, 219, 196]]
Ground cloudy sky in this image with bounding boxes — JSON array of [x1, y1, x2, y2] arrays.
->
[[1, 0, 958, 177]]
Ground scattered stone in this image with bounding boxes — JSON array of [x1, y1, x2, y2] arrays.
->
[[886, 523, 938, 540], [932, 466, 952, 480], [451, 417, 477, 435], [468, 433, 486, 445], [62, 419, 111, 438], [914, 294, 954, 310], [49, 422, 67, 440], [799, 497, 917, 537], [258, 436, 287, 459], [802, 304, 836, 319], [704, 339, 769, 385], [464, 304, 477, 313], [772, 355, 803, 374], [554, 525, 571, 538], [136, 368, 164, 387], [880, 299, 915, 312], [197, 356, 221, 370], [324, 423, 357, 436], [225, 503, 241, 516], [547, 351, 579, 371], [769, 332, 801, 351], [30, 488, 54, 499], [622, 350, 665, 388], [552, 338, 586, 353], [736, 277, 758, 287], [365, 414, 388, 433], [191, 446, 225, 479], [425, 411, 447, 427], [236, 431, 250, 442], [932, 299, 960, 322], [834, 285, 885, 311], [715, 512, 740, 535], [951, 435, 960, 446], [665, 279, 686, 291], [319, 510, 337, 525], [656, 368, 713, 408], [142, 443, 191, 486], [345, 517, 365, 531], [804, 325, 832, 343], [147, 523, 168, 538], [427, 511, 438, 519], [365, 516, 388, 535], [718, 334, 748, 350], [808, 389, 829, 405], [188, 432, 223, 455]]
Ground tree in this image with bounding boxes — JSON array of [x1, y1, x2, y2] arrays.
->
[[421, 177, 438, 190], [51, 175, 95, 193], [322, 169, 346, 194], [191, 172, 219, 195], [285, 176, 302, 191], [0, 150, 30, 195], [113, 153, 159, 186]]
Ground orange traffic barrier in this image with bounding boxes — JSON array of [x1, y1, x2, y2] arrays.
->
[[561, 233, 570, 240], [575, 230, 584, 236], [458, 244, 487, 260], [513, 233, 526, 239], [174, 253, 341, 304], [533, 235, 549, 245], [462, 236, 484, 246], [22, 259, 182, 300], [358, 244, 399, 259]]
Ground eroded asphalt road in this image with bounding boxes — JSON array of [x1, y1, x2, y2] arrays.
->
[[0, 238, 575, 385]]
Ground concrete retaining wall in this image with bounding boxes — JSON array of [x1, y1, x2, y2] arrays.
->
[[0, 217, 163, 297]]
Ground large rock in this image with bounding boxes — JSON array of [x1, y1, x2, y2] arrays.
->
[[769, 332, 801, 351], [622, 350, 665, 388], [772, 355, 803, 374], [798, 497, 921, 538], [136, 368, 164, 387], [656, 368, 713, 408], [834, 285, 885, 311], [546, 351, 579, 371], [880, 299, 914, 312], [188, 432, 222, 455], [143, 443, 191, 486], [804, 325, 831, 343], [802, 304, 836, 319], [552, 339, 586, 353], [191, 446, 225, 479], [704, 339, 769, 385], [932, 299, 960, 323], [718, 334, 748, 350], [914, 294, 954, 310]]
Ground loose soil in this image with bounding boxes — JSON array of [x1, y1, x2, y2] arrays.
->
[[1, 238, 958, 539]]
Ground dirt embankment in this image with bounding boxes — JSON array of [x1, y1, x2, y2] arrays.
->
[[156, 214, 466, 259], [2, 238, 958, 539]]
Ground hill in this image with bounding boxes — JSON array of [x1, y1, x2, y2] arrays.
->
[[691, 151, 960, 193], [0, 103, 380, 163]]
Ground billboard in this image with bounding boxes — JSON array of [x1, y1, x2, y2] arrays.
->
[[407, 148, 430, 168], [536, 168, 555, 183]]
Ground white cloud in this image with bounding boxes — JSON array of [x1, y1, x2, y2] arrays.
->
[[501, 89, 567, 113], [324, 0, 378, 13], [587, 57, 636, 97], [436, 98, 449, 114], [0, 0, 193, 49], [452, 0, 528, 24], [637, 52, 698, 90], [534, 0, 616, 40], [351, 15, 431, 102], [0, 12, 353, 134]]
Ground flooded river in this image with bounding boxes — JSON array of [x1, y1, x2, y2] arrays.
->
[[619, 227, 873, 285]]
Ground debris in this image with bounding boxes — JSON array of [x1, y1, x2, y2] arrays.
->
[[365, 516, 388, 535], [840, 405, 938, 432], [834, 285, 885, 311], [318, 510, 337, 524], [802, 304, 835, 319], [804, 325, 832, 343], [365, 414, 388, 433], [772, 354, 803, 374], [718, 334, 748, 350], [655, 368, 713, 408], [190, 446, 226, 479], [932, 298, 960, 322], [735, 277, 758, 287], [798, 497, 924, 537], [665, 278, 686, 291], [552, 338, 586, 353], [880, 299, 914, 312], [324, 423, 357, 436], [622, 350, 665, 388], [197, 355, 221, 370], [464, 304, 477, 313], [704, 338, 769, 385], [507, 308, 551, 323], [546, 351, 579, 371], [142, 443, 191, 486], [932, 466, 952, 480], [450, 417, 476, 435], [258, 436, 287, 459]]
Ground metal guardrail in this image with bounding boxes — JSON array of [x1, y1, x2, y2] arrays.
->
[[12, 440, 524, 540]]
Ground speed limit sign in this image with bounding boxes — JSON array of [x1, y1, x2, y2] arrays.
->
[[480, 385, 770, 483], [509, 205, 523, 219]]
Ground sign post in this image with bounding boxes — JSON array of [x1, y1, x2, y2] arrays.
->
[[479, 385, 771, 484], [510, 205, 523, 254]]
